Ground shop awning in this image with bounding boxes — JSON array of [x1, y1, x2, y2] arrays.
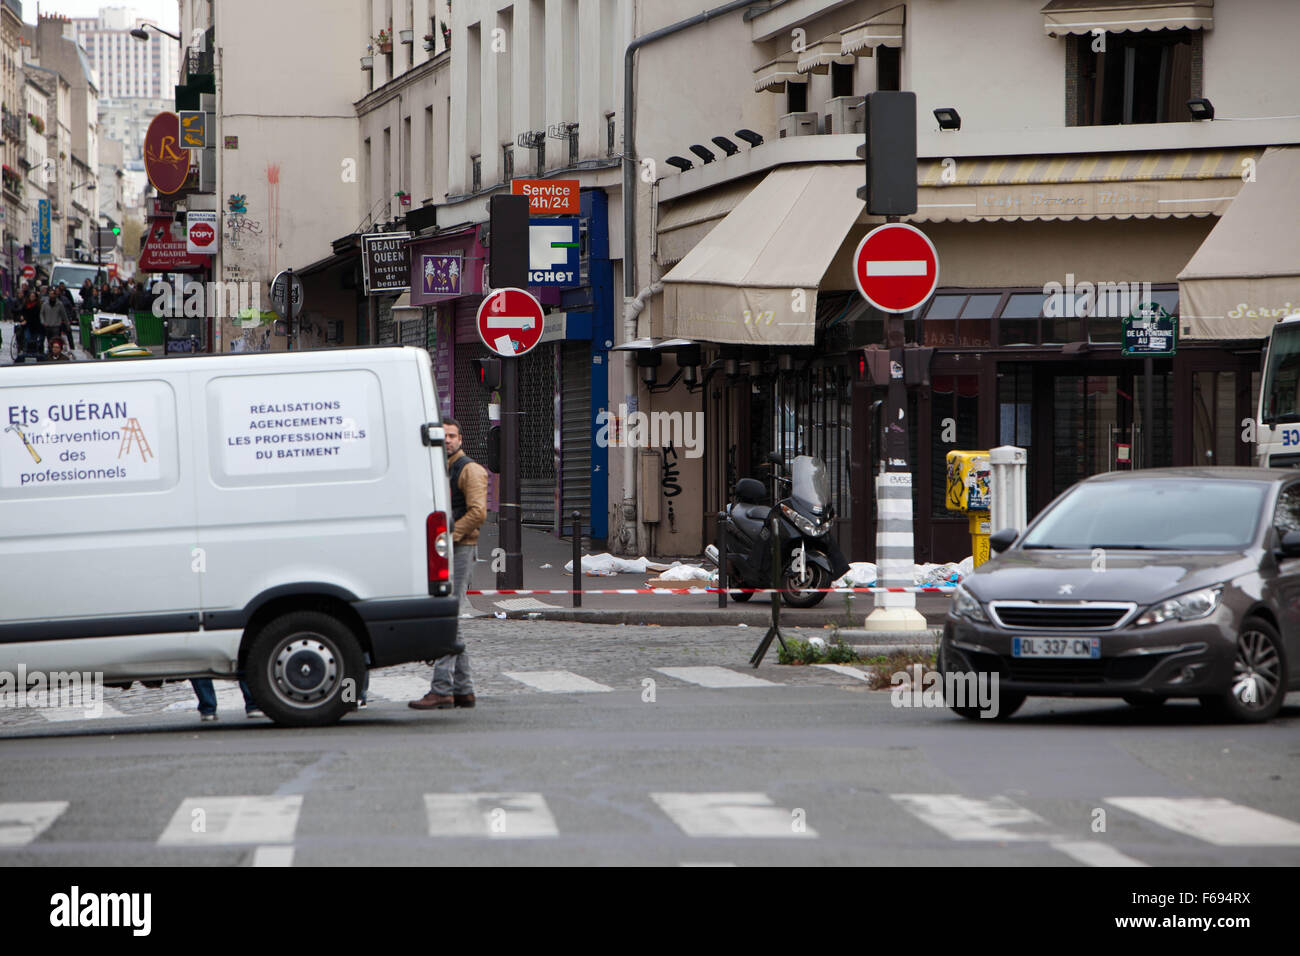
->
[[841, 4, 905, 55], [1041, 0, 1214, 37], [753, 53, 805, 93], [655, 176, 759, 267], [1177, 146, 1300, 340], [912, 147, 1257, 222], [296, 249, 354, 277], [660, 164, 863, 346], [797, 35, 853, 74]]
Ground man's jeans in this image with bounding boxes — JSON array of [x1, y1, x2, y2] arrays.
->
[[192, 678, 256, 715], [430, 543, 475, 696]]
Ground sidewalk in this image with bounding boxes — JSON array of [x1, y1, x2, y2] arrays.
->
[[465, 521, 952, 628]]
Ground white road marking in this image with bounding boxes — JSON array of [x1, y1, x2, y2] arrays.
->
[[0, 801, 69, 847], [652, 793, 816, 838], [158, 796, 303, 846], [653, 666, 780, 689], [251, 845, 295, 867], [866, 259, 927, 277], [365, 675, 434, 702], [423, 792, 559, 838], [503, 671, 612, 693], [812, 664, 875, 683], [1050, 840, 1149, 867], [1106, 797, 1300, 846], [892, 794, 1060, 842], [40, 703, 125, 722]]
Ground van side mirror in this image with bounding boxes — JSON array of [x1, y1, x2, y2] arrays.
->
[[421, 424, 445, 447], [1278, 529, 1300, 558], [989, 527, 1018, 554]]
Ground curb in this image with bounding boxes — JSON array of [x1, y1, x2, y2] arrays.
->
[[834, 627, 944, 644], [490, 608, 949, 628], [849, 643, 938, 657]]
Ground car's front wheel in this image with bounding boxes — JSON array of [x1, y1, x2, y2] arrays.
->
[[1200, 617, 1287, 723]]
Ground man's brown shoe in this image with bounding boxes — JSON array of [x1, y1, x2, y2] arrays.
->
[[454, 694, 476, 708], [409, 692, 454, 710]]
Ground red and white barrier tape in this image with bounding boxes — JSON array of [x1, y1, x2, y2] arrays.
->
[[466, 586, 956, 596]]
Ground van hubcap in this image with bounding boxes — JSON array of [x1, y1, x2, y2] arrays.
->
[[272, 635, 339, 705], [1232, 630, 1280, 710]]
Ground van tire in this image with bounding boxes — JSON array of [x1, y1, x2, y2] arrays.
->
[[245, 611, 365, 727]]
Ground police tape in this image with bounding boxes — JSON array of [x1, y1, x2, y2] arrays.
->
[[465, 586, 957, 596]]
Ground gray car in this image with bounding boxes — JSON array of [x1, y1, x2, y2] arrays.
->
[[941, 468, 1300, 722]]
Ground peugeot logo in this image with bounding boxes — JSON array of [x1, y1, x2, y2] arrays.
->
[[1058, 584, 1074, 595]]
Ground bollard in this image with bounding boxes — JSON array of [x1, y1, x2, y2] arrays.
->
[[748, 510, 789, 667], [717, 511, 728, 609], [571, 511, 582, 608]]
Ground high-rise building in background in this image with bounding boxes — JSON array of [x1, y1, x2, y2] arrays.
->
[[71, 6, 176, 100]]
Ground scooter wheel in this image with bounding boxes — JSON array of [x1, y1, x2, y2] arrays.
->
[[729, 588, 754, 602]]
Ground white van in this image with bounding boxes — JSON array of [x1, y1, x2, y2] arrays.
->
[[0, 346, 460, 725]]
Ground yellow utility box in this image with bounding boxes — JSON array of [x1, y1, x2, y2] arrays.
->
[[946, 450, 992, 567]]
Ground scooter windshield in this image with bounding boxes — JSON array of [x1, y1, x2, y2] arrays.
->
[[790, 456, 830, 513]]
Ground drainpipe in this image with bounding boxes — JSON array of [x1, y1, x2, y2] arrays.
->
[[620, 0, 758, 552]]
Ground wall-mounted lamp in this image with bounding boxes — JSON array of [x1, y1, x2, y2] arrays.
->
[[933, 107, 961, 131], [1187, 98, 1215, 121]]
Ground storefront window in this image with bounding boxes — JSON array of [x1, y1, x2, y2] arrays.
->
[[999, 293, 1043, 345], [931, 375, 980, 515], [1192, 371, 1238, 466]]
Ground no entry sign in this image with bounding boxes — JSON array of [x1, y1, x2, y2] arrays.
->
[[853, 223, 939, 313], [477, 287, 545, 358]]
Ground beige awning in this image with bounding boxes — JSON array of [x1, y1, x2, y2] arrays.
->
[[797, 35, 853, 74], [841, 4, 905, 55], [1177, 147, 1300, 340], [1042, 0, 1214, 37], [912, 147, 1257, 222], [655, 176, 759, 267], [753, 53, 806, 93], [660, 164, 864, 346]]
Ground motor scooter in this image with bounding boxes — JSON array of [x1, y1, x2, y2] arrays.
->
[[705, 454, 849, 608]]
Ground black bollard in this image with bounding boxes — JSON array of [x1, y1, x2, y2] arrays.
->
[[571, 511, 582, 608], [717, 511, 728, 609]]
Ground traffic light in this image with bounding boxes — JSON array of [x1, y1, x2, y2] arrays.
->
[[112, 226, 121, 236], [484, 424, 502, 474], [856, 91, 918, 216], [471, 357, 502, 391]]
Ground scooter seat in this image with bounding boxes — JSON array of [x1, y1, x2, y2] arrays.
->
[[730, 502, 772, 523]]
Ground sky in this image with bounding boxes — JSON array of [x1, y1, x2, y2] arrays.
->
[[21, 1, 180, 30]]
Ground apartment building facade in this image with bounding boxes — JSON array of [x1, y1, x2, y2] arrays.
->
[[1, 0, 23, 293], [634, 0, 1300, 562], [71, 8, 178, 100]]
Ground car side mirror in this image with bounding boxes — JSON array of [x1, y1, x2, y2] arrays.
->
[[1279, 529, 1300, 558], [989, 527, 1018, 554]]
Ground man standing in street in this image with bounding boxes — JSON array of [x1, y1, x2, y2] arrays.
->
[[411, 418, 487, 711], [41, 287, 65, 355]]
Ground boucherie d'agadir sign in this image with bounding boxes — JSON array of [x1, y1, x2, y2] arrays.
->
[[362, 232, 411, 294]]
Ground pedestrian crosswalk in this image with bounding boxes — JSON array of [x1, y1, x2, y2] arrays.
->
[[0, 665, 826, 726], [3, 793, 1298, 865]]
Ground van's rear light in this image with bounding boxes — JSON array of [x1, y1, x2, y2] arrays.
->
[[427, 512, 451, 596]]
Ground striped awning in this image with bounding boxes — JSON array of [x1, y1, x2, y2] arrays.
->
[[797, 35, 854, 74], [1042, 0, 1214, 37], [912, 148, 1258, 222], [753, 53, 806, 93], [841, 4, 905, 55]]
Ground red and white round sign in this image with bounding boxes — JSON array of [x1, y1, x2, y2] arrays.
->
[[21, 264, 35, 280], [476, 287, 545, 358], [853, 223, 939, 314]]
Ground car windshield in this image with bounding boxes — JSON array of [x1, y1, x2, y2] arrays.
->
[[1262, 321, 1300, 423], [1021, 479, 1267, 550], [50, 264, 104, 290]]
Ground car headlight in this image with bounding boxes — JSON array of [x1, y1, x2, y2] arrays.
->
[[780, 503, 827, 536], [1135, 586, 1222, 626], [951, 584, 988, 623]]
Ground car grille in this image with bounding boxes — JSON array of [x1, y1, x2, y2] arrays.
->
[[967, 651, 1159, 685], [990, 603, 1132, 630]]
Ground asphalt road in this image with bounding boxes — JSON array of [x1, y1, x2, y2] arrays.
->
[[2, 619, 1298, 867]]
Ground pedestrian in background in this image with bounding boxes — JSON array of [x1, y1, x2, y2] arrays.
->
[[41, 287, 65, 355], [410, 418, 487, 711], [191, 678, 262, 722]]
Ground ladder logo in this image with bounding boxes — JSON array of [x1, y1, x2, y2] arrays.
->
[[118, 418, 154, 463]]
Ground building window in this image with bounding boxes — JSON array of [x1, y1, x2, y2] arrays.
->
[[830, 61, 854, 98], [1070, 29, 1197, 126], [568, 125, 579, 165], [471, 154, 481, 192], [535, 140, 545, 176], [787, 82, 808, 113], [876, 46, 900, 92], [502, 144, 514, 181], [606, 113, 616, 157]]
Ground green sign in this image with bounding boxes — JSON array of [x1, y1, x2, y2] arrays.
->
[[1122, 302, 1177, 356]]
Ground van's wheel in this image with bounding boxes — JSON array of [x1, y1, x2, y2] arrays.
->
[[1200, 617, 1287, 723], [245, 611, 365, 727], [781, 556, 829, 608]]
